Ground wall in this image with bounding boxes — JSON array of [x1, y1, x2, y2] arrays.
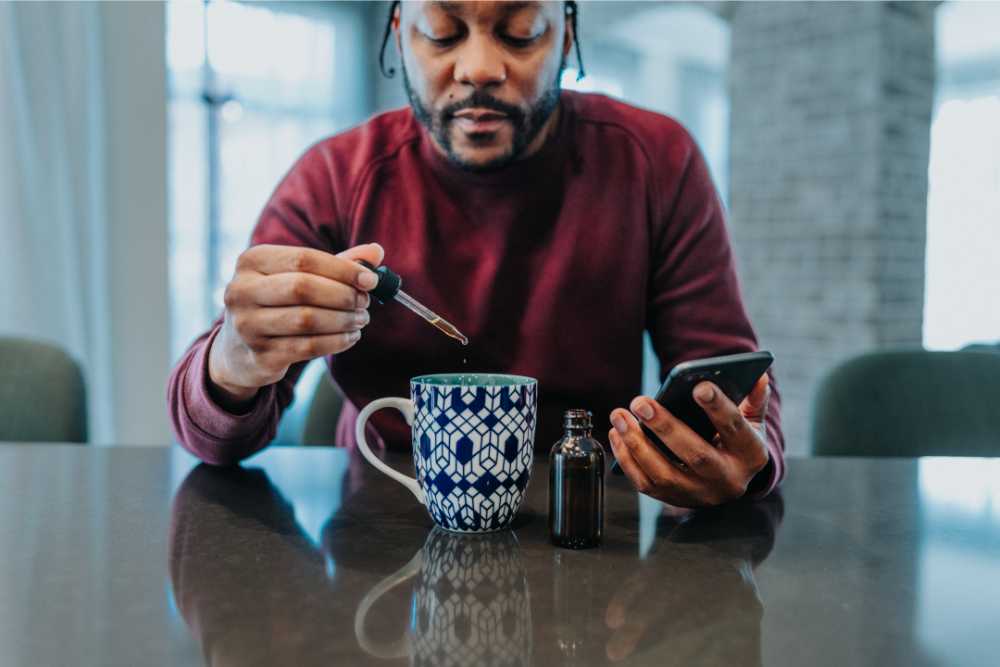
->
[[727, 1, 936, 453], [100, 2, 170, 445]]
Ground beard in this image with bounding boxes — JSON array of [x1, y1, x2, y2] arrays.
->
[[402, 59, 563, 173]]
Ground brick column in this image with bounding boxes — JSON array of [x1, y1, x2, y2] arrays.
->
[[727, 1, 936, 453]]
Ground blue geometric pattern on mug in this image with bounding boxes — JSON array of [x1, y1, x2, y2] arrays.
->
[[411, 382, 537, 532]]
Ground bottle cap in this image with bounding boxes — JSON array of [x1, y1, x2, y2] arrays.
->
[[563, 409, 593, 429], [358, 260, 402, 304]]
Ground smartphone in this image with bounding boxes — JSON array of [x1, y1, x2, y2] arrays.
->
[[612, 351, 774, 472]]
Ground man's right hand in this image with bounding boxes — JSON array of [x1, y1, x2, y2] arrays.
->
[[207, 243, 384, 409]]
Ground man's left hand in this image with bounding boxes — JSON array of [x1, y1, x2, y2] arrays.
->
[[609, 375, 771, 507]]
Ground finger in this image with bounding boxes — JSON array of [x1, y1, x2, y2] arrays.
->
[[245, 306, 370, 337], [266, 331, 363, 365], [605, 595, 626, 629], [241, 243, 383, 291], [739, 374, 771, 422], [607, 427, 655, 495], [337, 242, 385, 267], [628, 396, 725, 476], [606, 621, 645, 662], [692, 381, 758, 452], [611, 410, 704, 495], [605, 575, 646, 629], [248, 272, 369, 310]]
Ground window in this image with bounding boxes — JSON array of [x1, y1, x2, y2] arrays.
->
[[166, 0, 368, 359], [924, 2, 1000, 350]]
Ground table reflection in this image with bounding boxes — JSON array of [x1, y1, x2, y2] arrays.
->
[[169, 456, 782, 666], [169, 459, 425, 666]]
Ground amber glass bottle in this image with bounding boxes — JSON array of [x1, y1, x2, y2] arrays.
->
[[548, 409, 605, 549]]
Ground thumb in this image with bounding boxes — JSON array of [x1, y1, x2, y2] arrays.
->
[[337, 242, 385, 267], [740, 374, 770, 423]]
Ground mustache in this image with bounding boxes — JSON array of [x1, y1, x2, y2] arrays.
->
[[441, 91, 524, 125]]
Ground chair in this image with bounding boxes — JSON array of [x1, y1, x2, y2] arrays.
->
[[0, 337, 87, 443], [271, 358, 344, 446], [962, 341, 1000, 353], [811, 349, 1000, 457], [300, 372, 345, 445]]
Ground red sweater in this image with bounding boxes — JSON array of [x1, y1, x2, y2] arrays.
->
[[167, 92, 785, 496]]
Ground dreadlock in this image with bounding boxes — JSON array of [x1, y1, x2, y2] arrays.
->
[[378, 1, 586, 81], [566, 0, 585, 81], [378, 1, 401, 78]]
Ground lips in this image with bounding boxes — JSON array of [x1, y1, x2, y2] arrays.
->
[[451, 107, 510, 134]]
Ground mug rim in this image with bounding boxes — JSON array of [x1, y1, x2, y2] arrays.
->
[[410, 373, 537, 387]]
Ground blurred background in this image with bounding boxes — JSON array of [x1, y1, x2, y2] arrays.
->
[[1, 0, 998, 453]]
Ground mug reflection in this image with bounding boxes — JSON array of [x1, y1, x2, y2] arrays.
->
[[356, 527, 533, 667]]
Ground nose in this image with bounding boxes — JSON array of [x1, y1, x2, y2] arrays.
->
[[453, 33, 507, 88]]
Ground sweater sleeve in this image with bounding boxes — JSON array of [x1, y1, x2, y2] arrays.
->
[[166, 142, 345, 465], [646, 134, 785, 499]]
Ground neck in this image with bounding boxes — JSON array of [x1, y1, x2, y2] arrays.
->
[[522, 103, 561, 159]]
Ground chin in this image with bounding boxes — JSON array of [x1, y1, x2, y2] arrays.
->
[[449, 140, 516, 172], [449, 122, 513, 152], [453, 151, 516, 172]]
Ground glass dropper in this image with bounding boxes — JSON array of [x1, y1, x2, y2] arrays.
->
[[359, 261, 468, 346]]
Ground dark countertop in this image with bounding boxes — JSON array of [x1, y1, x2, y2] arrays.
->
[[1, 444, 998, 666]]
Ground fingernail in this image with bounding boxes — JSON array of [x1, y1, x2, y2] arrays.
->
[[695, 383, 715, 403], [611, 414, 627, 434], [355, 310, 370, 327], [632, 399, 654, 421], [356, 291, 371, 309], [357, 270, 378, 290], [349, 330, 362, 341]]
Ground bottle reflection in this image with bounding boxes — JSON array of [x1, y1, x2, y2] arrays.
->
[[356, 527, 533, 667], [546, 494, 783, 665], [551, 548, 606, 662]]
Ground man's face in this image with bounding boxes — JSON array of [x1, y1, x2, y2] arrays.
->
[[396, 1, 571, 172]]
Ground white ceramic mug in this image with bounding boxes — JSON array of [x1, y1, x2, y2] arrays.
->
[[355, 373, 538, 532]]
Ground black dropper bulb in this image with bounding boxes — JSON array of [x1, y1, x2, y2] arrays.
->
[[358, 260, 401, 304]]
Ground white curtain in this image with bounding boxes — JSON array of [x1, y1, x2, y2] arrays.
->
[[0, 2, 115, 442]]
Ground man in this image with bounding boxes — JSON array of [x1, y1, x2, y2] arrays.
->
[[168, 0, 785, 506]]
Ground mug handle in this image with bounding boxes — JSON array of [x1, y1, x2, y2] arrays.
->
[[353, 548, 423, 659], [355, 397, 426, 505]]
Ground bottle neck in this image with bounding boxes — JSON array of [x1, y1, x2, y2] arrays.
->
[[562, 409, 594, 438]]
